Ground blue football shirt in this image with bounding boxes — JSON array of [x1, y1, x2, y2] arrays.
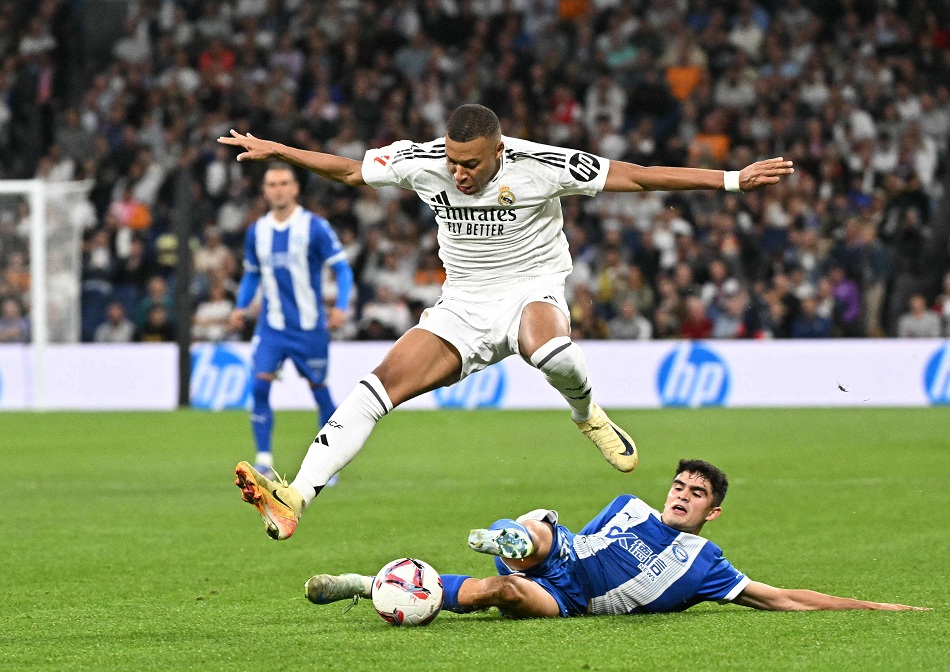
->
[[572, 495, 749, 614], [243, 205, 346, 331]]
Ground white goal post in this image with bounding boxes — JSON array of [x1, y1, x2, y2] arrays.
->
[[0, 179, 93, 407]]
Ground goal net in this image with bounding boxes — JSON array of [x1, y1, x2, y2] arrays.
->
[[0, 179, 94, 346]]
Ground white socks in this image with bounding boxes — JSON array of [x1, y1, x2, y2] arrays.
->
[[291, 374, 392, 506], [529, 336, 593, 422]]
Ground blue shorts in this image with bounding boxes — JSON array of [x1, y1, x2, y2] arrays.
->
[[493, 524, 588, 617], [252, 324, 330, 386]]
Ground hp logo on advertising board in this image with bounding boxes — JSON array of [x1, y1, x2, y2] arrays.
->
[[434, 363, 506, 409], [657, 342, 730, 408], [190, 344, 251, 410], [923, 343, 950, 405]]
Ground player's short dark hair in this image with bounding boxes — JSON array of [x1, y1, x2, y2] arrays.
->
[[446, 104, 500, 142], [263, 162, 297, 181], [675, 459, 729, 507]]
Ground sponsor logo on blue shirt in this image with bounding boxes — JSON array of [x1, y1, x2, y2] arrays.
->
[[191, 344, 251, 410], [657, 342, 730, 407], [434, 363, 506, 409], [923, 343, 950, 405]]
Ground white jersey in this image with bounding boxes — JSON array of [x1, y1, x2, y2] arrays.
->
[[361, 136, 610, 290]]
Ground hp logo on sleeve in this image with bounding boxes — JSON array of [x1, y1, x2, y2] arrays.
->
[[434, 364, 506, 409], [568, 153, 601, 182], [656, 342, 730, 408], [190, 344, 252, 410], [923, 343, 950, 405]]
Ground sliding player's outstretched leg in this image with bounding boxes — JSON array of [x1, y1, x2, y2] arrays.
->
[[305, 573, 373, 604]]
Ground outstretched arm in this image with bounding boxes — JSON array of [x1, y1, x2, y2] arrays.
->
[[732, 581, 927, 611], [603, 157, 793, 193], [217, 130, 366, 187]]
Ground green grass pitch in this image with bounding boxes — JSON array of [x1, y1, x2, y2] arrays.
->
[[3, 407, 948, 671]]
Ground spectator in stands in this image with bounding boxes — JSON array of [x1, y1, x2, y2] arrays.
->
[[114, 235, 153, 307], [570, 285, 609, 340], [861, 225, 896, 338], [136, 305, 174, 343], [193, 226, 236, 291], [596, 246, 629, 312], [791, 295, 832, 339], [137, 276, 173, 328], [680, 295, 713, 340], [828, 266, 863, 338], [408, 252, 446, 308], [108, 185, 152, 232], [712, 285, 751, 339], [2, 250, 30, 303], [0, 0, 943, 345], [79, 225, 119, 341], [372, 250, 414, 301], [192, 283, 234, 342], [94, 301, 135, 343], [764, 273, 799, 339], [607, 297, 652, 340], [358, 285, 411, 340], [652, 306, 679, 339], [934, 272, 950, 337], [897, 294, 942, 338], [0, 298, 30, 343]]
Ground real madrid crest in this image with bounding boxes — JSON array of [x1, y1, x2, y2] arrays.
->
[[498, 185, 516, 207]]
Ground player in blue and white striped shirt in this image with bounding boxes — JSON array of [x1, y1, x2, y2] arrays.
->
[[230, 164, 353, 480], [305, 460, 924, 614]]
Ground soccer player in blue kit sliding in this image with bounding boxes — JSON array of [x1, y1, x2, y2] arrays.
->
[[305, 460, 926, 616], [218, 104, 795, 541], [229, 164, 354, 480]]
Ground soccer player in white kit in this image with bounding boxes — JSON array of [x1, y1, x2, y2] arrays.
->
[[218, 105, 795, 540]]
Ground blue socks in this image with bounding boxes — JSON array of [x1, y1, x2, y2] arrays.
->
[[441, 574, 473, 613], [251, 376, 273, 455], [251, 379, 335, 459], [310, 384, 336, 427], [490, 518, 530, 535]]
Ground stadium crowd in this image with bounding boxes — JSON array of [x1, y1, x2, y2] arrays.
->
[[0, 0, 949, 344]]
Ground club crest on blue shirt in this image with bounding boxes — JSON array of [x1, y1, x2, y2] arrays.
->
[[498, 185, 516, 206], [671, 543, 689, 563]]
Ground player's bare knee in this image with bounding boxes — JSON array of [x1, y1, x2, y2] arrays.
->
[[519, 302, 570, 357], [523, 519, 553, 552], [491, 576, 531, 608]]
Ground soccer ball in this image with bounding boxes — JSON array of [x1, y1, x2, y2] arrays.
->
[[372, 558, 444, 626]]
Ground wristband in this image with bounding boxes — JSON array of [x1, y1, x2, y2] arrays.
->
[[723, 171, 742, 192]]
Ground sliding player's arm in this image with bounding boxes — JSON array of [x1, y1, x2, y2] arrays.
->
[[602, 157, 793, 193], [217, 130, 365, 187], [732, 581, 927, 611]]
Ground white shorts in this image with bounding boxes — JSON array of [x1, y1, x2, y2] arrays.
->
[[414, 275, 571, 379]]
